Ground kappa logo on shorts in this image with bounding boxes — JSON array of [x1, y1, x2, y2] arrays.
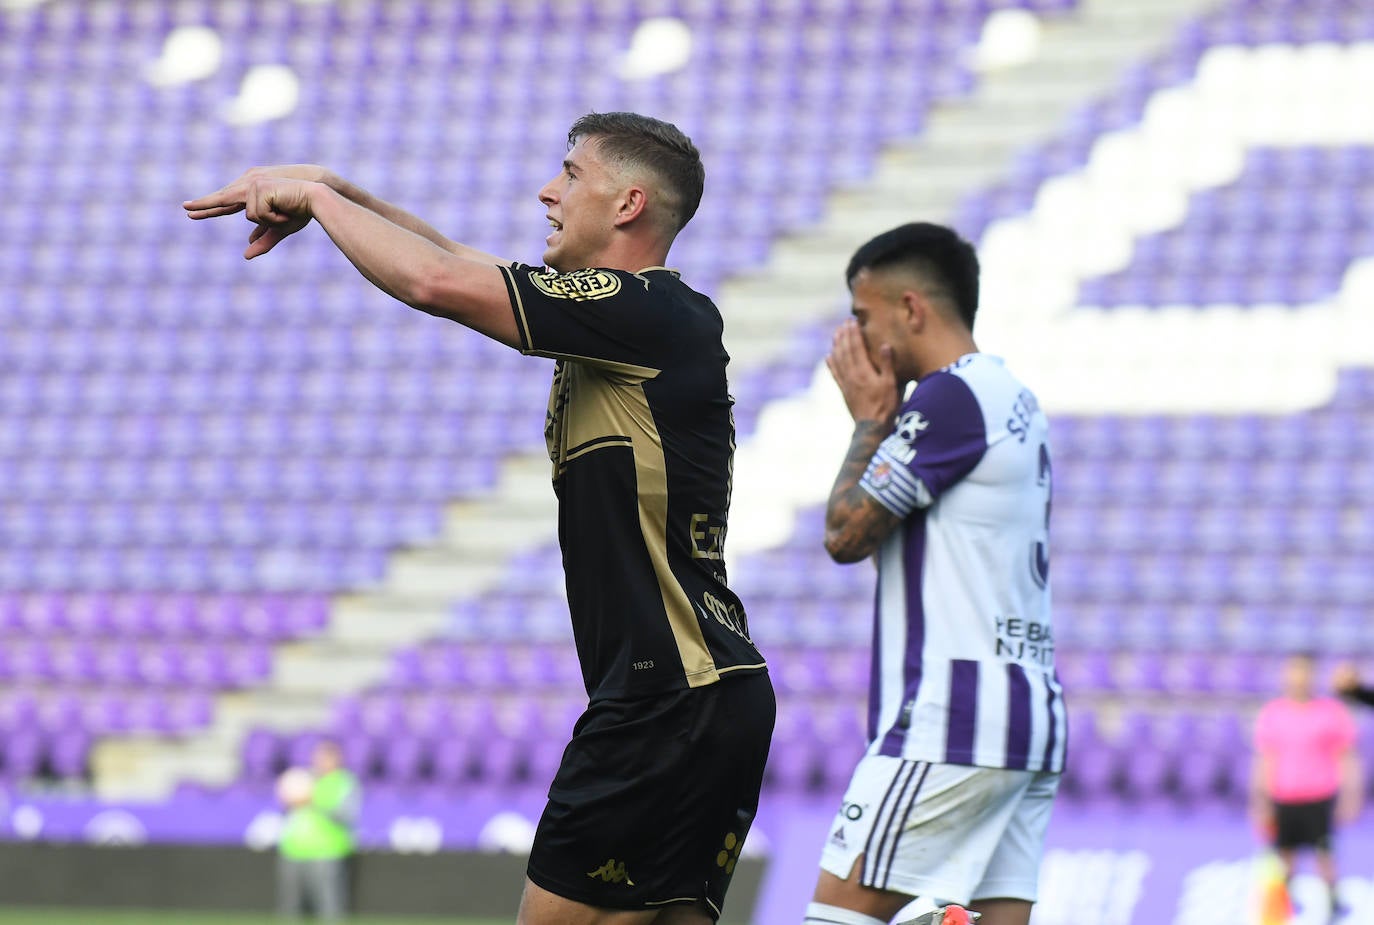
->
[[586, 858, 634, 885], [529, 268, 623, 301]]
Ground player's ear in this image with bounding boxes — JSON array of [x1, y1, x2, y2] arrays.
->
[[901, 289, 926, 332], [613, 185, 649, 227]]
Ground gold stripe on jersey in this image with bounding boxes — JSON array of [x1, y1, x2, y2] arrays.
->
[[532, 351, 661, 379], [507, 267, 534, 348], [554, 360, 719, 688], [562, 435, 633, 470], [633, 402, 720, 687], [717, 662, 769, 675]]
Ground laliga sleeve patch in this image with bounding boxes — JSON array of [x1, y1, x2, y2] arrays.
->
[[528, 268, 623, 300]]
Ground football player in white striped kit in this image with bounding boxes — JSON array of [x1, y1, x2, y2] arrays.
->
[[804, 224, 1067, 925]]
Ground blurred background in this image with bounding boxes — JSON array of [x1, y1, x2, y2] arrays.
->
[[1, 0, 1373, 923]]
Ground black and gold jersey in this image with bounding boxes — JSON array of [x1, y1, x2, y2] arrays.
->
[[500, 262, 767, 701]]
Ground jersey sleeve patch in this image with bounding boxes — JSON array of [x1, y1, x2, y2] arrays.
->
[[860, 442, 933, 517], [527, 268, 623, 301], [500, 263, 667, 374], [865, 371, 988, 514]]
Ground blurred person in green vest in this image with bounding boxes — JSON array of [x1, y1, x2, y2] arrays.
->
[[277, 738, 361, 921]]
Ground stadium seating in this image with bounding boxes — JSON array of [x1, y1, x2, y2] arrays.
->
[[0, 0, 1074, 788], [4, 0, 1374, 824]]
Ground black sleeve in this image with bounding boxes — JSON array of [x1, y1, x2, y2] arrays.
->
[[500, 263, 672, 373], [1347, 685, 1374, 708]]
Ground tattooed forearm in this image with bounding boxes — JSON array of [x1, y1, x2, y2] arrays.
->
[[824, 420, 900, 563]]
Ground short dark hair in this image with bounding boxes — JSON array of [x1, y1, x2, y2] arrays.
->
[[567, 111, 705, 233], [846, 222, 980, 331]]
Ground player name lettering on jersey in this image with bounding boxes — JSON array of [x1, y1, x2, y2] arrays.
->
[[1007, 388, 1040, 444]]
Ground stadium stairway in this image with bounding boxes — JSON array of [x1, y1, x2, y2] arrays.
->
[[91, 456, 560, 799], [717, 0, 1220, 369], [91, 0, 1221, 800]]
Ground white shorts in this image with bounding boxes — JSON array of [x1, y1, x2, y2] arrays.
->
[[819, 755, 1060, 905]]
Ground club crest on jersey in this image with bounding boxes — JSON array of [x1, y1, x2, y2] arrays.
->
[[530, 268, 622, 301]]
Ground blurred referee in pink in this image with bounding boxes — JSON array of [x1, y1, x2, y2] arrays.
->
[[1250, 653, 1362, 922]]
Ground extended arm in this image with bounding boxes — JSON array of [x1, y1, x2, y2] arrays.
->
[[306, 183, 519, 345], [823, 320, 902, 563], [184, 164, 508, 265], [193, 176, 519, 346], [1351, 686, 1374, 707], [326, 171, 507, 265], [1333, 663, 1374, 707]]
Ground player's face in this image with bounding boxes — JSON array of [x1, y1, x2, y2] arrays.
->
[[849, 269, 916, 382], [538, 138, 621, 272]]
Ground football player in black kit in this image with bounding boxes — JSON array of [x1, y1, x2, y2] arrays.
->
[[186, 111, 774, 925]]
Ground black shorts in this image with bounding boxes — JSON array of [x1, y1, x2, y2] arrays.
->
[[1273, 797, 1335, 850], [527, 670, 775, 919]]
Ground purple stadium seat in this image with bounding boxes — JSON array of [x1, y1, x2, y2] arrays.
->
[[337, 734, 379, 781], [2, 731, 46, 781], [526, 738, 566, 786], [46, 729, 88, 779], [472, 735, 524, 785], [286, 733, 324, 770], [359, 693, 407, 737], [406, 696, 456, 739], [430, 737, 474, 786], [381, 736, 428, 786], [764, 737, 820, 793]]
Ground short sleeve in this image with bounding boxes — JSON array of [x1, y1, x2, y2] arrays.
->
[[859, 371, 988, 518], [501, 263, 670, 374]]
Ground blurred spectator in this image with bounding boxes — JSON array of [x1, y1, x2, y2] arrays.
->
[[1250, 654, 1361, 923], [277, 739, 360, 922]]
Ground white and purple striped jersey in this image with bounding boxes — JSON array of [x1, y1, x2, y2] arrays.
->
[[858, 353, 1067, 773]]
